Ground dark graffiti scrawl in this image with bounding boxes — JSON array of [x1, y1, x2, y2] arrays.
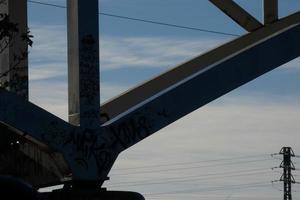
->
[[79, 34, 99, 105], [107, 107, 170, 151], [62, 128, 117, 176]]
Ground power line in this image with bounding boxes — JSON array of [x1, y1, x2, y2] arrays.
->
[[272, 181, 283, 192], [113, 154, 268, 171], [144, 182, 271, 196], [27, 0, 240, 37], [99, 12, 240, 36], [28, 0, 66, 9], [109, 170, 271, 188], [110, 158, 273, 176], [109, 167, 270, 186]]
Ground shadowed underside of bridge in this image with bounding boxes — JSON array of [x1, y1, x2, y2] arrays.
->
[[0, 0, 299, 193]]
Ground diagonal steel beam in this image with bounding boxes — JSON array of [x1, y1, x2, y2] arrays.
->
[[1, 0, 110, 182], [0, 89, 74, 151], [100, 12, 300, 123], [0, 1, 299, 187], [0, 0, 106, 186], [93, 12, 300, 182], [264, 0, 278, 24], [0, 122, 71, 186], [0, 88, 108, 182], [102, 22, 300, 155], [209, 0, 263, 32]]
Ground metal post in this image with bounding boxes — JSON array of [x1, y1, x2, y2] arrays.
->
[[67, 0, 100, 128], [209, 0, 262, 32], [264, 0, 278, 24]]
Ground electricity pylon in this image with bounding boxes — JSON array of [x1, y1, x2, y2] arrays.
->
[[272, 147, 299, 200]]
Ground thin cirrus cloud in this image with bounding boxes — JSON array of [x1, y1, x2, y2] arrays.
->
[[106, 96, 300, 199], [29, 24, 228, 76], [28, 24, 228, 119], [29, 80, 128, 120], [28, 24, 300, 118], [27, 24, 300, 199], [29, 24, 300, 81], [100, 36, 227, 70]]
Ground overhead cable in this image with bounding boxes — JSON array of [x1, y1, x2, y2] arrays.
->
[[27, 0, 240, 37]]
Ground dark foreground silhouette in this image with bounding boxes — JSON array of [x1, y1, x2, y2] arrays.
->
[[0, 176, 40, 199]]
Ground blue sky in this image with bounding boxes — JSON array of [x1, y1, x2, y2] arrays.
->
[[27, 1, 300, 199]]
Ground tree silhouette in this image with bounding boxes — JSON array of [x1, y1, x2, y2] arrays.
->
[[0, 1, 36, 179], [0, 1, 33, 90]]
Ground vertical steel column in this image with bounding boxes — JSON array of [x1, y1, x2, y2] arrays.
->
[[209, 0, 262, 32], [0, 0, 28, 98], [264, 0, 278, 24], [67, 0, 100, 128]]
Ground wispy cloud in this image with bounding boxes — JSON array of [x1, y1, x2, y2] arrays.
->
[[29, 25, 67, 81], [27, 24, 228, 118], [29, 24, 227, 73], [29, 24, 300, 82], [107, 96, 300, 199], [100, 36, 227, 70], [28, 24, 300, 199], [29, 80, 128, 120]]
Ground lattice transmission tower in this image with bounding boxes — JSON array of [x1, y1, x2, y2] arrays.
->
[[272, 147, 300, 200]]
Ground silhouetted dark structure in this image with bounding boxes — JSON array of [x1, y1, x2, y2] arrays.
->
[[280, 147, 296, 200], [273, 147, 299, 200], [0, 176, 40, 200], [2, 0, 300, 199]]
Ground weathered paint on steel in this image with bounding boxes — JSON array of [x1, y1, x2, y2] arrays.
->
[[67, 0, 100, 128]]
